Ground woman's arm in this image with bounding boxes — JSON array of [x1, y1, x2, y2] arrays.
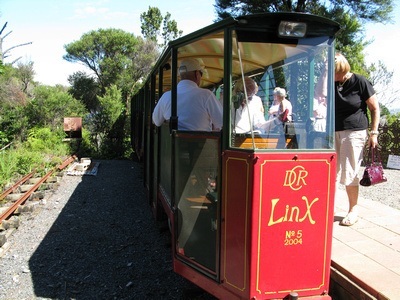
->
[[366, 94, 380, 148]]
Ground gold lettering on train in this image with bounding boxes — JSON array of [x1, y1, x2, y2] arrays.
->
[[283, 166, 308, 191], [268, 196, 319, 226]]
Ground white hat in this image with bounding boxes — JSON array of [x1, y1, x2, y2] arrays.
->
[[179, 58, 205, 75]]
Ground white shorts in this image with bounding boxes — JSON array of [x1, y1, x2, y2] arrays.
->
[[335, 130, 367, 186]]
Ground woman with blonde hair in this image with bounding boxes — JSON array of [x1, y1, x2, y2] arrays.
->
[[334, 52, 380, 226]]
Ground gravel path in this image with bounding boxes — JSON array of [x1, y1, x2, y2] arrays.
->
[[0, 160, 398, 300], [339, 167, 400, 210], [0, 160, 215, 300]]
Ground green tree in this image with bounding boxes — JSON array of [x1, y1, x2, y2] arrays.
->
[[0, 102, 28, 146], [63, 28, 142, 93], [68, 71, 100, 113], [368, 60, 400, 111], [64, 28, 160, 158], [118, 38, 158, 111], [25, 85, 87, 129], [161, 12, 183, 47], [214, 0, 394, 73], [15, 61, 35, 94], [214, 0, 393, 22], [140, 6, 183, 48], [140, 7, 162, 43], [0, 61, 36, 107], [87, 85, 124, 157]]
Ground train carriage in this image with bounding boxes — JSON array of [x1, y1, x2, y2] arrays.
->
[[131, 12, 341, 300]]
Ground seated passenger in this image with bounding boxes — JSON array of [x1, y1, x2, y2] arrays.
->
[[232, 76, 266, 134], [312, 96, 327, 132], [260, 87, 292, 133], [268, 91, 280, 120], [152, 58, 223, 131]]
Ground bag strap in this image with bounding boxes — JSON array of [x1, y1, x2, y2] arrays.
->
[[371, 147, 375, 164], [370, 146, 383, 164], [364, 147, 372, 165]]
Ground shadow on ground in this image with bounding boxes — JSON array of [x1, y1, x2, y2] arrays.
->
[[29, 160, 215, 299]]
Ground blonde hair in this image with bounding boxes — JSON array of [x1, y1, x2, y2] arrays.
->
[[335, 53, 351, 74]]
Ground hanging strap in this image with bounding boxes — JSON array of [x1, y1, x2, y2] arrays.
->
[[235, 38, 256, 149]]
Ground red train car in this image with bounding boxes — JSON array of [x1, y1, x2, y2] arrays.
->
[[131, 13, 340, 299]]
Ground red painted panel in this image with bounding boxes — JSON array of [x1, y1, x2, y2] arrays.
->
[[222, 153, 252, 293], [250, 153, 335, 298]]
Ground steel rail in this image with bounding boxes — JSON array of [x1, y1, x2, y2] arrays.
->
[[0, 169, 55, 223], [0, 155, 76, 224], [0, 172, 35, 201], [57, 155, 77, 170]]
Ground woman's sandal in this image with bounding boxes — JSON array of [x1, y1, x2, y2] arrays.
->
[[340, 211, 358, 226]]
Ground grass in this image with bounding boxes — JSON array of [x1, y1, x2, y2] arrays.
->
[[0, 127, 72, 191]]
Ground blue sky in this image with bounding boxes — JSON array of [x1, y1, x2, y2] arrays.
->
[[1, 0, 216, 85], [1, 0, 399, 108]]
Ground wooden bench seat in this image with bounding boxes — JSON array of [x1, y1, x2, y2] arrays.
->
[[233, 134, 294, 149]]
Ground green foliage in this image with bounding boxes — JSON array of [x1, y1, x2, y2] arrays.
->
[[0, 149, 19, 188], [0, 126, 71, 190], [26, 127, 70, 156], [0, 131, 9, 147], [386, 113, 400, 125], [0, 62, 30, 108], [15, 61, 35, 94], [0, 103, 29, 145], [140, 6, 163, 43], [25, 85, 87, 128], [0, 146, 42, 189], [118, 38, 158, 104], [213, 0, 394, 75], [140, 7, 183, 47], [64, 29, 142, 93], [14, 150, 43, 174], [77, 128, 97, 158], [63, 26, 161, 160], [214, 0, 393, 21], [68, 71, 100, 113], [0, 59, 4, 75], [84, 85, 125, 157], [97, 85, 124, 130]]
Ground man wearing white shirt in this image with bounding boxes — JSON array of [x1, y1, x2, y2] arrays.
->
[[232, 76, 266, 133], [152, 58, 223, 131]]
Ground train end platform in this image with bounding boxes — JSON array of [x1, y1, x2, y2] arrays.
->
[[331, 188, 400, 299]]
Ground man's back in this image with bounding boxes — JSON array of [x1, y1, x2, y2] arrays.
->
[[152, 57, 223, 131], [177, 80, 222, 131], [152, 80, 222, 131]]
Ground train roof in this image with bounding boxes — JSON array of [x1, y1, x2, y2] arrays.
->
[[148, 12, 341, 90]]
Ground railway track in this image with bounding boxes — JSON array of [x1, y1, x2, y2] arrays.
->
[[0, 155, 76, 233]]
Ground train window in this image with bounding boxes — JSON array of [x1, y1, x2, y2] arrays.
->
[[156, 53, 174, 205], [229, 32, 334, 151], [174, 132, 220, 272]]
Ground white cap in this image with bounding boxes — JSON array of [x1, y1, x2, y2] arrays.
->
[[179, 58, 205, 75]]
